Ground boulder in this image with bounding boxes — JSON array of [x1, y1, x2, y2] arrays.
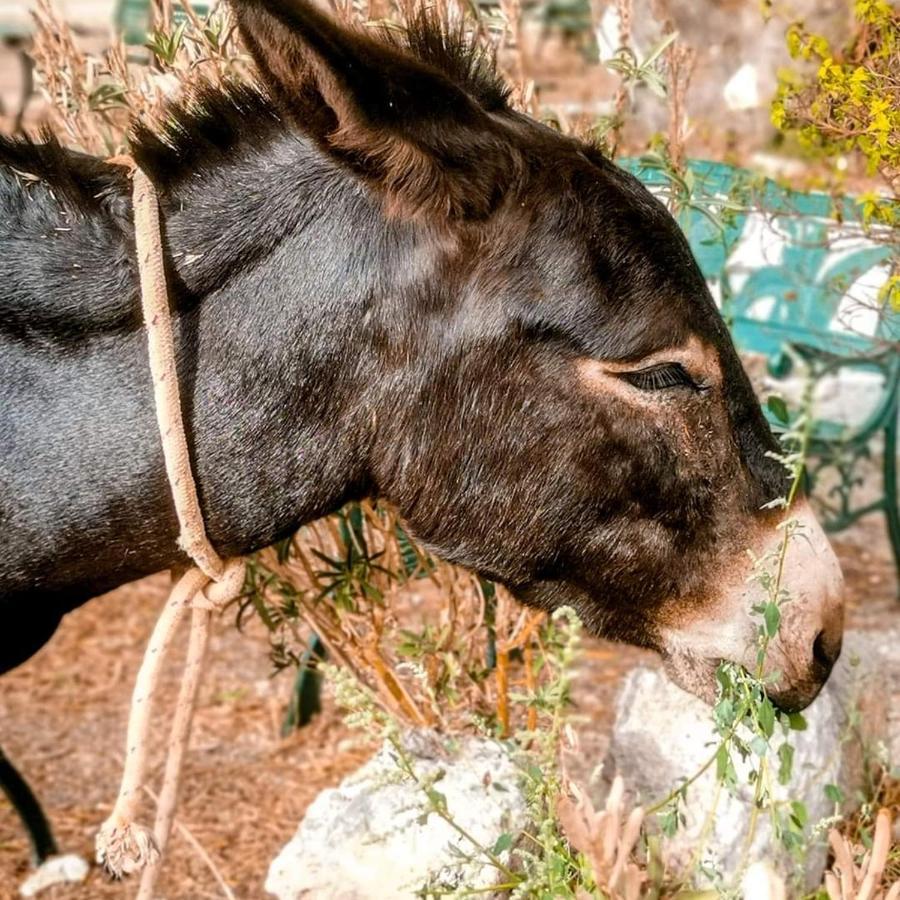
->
[[266, 730, 528, 899], [604, 629, 899, 890]]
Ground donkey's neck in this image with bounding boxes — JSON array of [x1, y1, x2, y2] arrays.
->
[[158, 135, 414, 555], [2, 129, 442, 602], [160, 132, 337, 303]]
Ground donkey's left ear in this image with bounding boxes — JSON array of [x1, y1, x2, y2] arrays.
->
[[230, 0, 520, 219]]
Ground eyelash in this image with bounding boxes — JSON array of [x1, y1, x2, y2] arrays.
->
[[619, 363, 706, 393]]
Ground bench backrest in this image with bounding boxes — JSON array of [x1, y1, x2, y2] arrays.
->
[[619, 158, 898, 366], [116, 0, 214, 44]]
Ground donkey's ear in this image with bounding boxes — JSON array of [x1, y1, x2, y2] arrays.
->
[[231, 0, 519, 219]]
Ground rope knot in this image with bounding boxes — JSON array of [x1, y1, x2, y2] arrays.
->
[[177, 534, 226, 582], [194, 558, 246, 612]]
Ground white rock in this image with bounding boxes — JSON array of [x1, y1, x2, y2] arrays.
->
[[604, 630, 897, 890], [266, 731, 528, 899], [19, 854, 90, 897], [742, 860, 786, 900], [723, 63, 760, 111]]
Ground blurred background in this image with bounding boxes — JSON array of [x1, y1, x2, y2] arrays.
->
[[0, 0, 897, 897]]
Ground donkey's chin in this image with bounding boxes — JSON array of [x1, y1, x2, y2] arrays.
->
[[660, 650, 723, 707], [764, 679, 830, 714], [660, 650, 828, 714]]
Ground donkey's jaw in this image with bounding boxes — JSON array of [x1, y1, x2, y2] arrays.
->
[[658, 501, 845, 712], [659, 650, 722, 706]]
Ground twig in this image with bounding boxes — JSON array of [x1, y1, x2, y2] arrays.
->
[[139, 783, 237, 900]]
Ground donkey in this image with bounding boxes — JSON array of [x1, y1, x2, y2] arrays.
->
[[2, 0, 842, 869]]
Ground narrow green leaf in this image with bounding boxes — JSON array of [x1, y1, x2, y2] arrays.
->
[[764, 602, 781, 638], [767, 394, 790, 424], [642, 30, 680, 66], [790, 800, 808, 828], [758, 698, 776, 738], [777, 742, 794, 785], [716, 744, 729, 781], [492, 833, 514, 854]]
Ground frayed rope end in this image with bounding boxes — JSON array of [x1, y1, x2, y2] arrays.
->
[[95, 817, 160, 879]]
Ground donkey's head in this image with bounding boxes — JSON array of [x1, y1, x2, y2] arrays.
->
[[232, 0, 844, 711]]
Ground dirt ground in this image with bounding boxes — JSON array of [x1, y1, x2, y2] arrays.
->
[[1, 503, 896, 900], [0, 575, 377, 900]]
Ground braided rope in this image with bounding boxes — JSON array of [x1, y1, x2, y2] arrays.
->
[[96, 165, 246, 894], [131, 167, 225, 582]]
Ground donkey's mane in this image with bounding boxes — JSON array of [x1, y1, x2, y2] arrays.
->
[[0, 12, 509, 211], [131, 82, 283, 189], [389, 11, 510, 111], [0, 135, 129, 217], [135, 11, 509, 185]]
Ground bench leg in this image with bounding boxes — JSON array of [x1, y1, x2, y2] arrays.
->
[[883, 414, 900, 599], [280, 633, 326, 736]]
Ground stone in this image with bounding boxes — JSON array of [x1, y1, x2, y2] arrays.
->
[[266, 730, 529, 900], [723, 63, 760, 112], [603, 629, 899, 891], [742, 861, 786, 900]]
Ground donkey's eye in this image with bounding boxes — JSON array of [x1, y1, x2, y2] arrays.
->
[[619, 363, 706, 393]]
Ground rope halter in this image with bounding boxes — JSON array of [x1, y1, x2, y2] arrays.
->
[[95, 163, 246, 898]]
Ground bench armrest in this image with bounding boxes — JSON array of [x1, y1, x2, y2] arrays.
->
[[780, 342, 900, 443], [788, 342, 897, 374]]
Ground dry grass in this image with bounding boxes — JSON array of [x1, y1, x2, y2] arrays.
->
[[26, 0, 247, 155], [0, 575, 372, 900], [836, 771, 900, 888], [826, 807, 900, 900], [243, 501, 554, 736]]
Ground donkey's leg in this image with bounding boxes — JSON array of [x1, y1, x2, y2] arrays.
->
[[0, 747, 58, 866], [0, 606, 63, 676], [0, 605, 65, 866]]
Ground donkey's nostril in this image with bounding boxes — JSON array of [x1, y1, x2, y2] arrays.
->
[[812, 629, 839, 672]]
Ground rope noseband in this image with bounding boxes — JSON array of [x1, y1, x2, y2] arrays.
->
[[95, 164, 246, 897]]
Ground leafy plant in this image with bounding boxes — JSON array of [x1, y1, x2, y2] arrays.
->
[[772, 0, 899, 311], [146, 20, 188, 66], [773, 1, 900, 191]]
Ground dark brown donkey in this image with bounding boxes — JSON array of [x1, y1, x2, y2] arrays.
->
[[1, 0, 842, 871]]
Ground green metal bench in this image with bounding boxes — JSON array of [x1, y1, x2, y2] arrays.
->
[[621, 157, 899, 588], [115, 0, 214, 45]]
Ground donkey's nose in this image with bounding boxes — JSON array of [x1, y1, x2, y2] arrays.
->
[[812, 627, 841, 677], [784, 500, 845, 681], [805, 572, 844, 681], [770, 605, 843, 713]]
